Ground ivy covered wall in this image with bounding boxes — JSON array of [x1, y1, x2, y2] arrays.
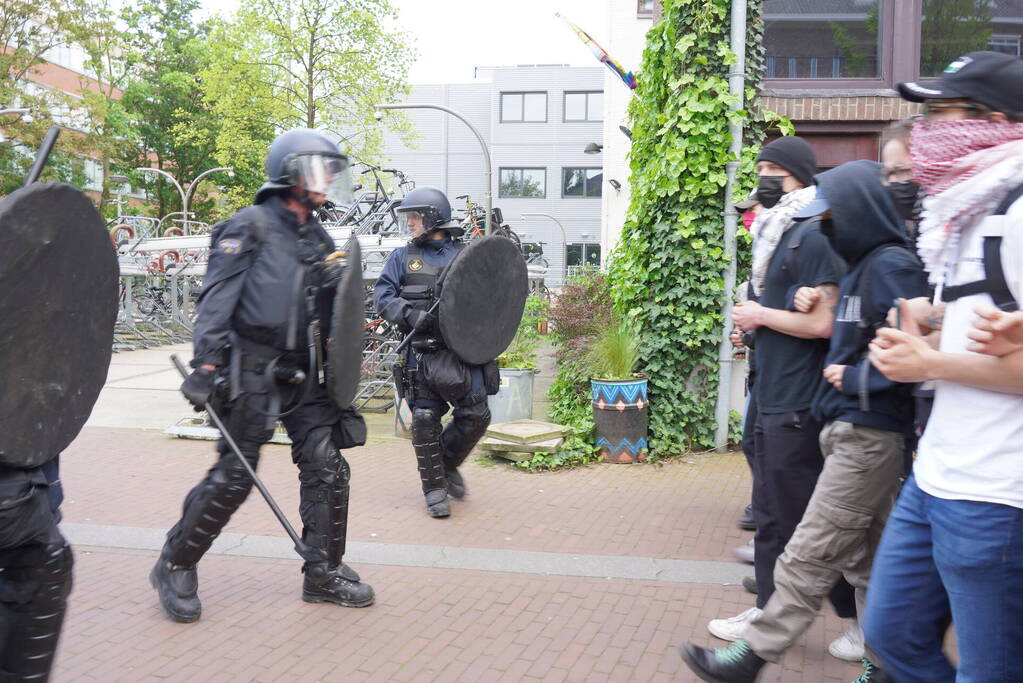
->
[[610, 0, 789, 454]]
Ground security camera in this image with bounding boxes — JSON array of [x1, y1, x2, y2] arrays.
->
[[373, 110, 384, 122]]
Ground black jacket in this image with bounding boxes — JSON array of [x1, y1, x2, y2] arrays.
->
[[811, 160, 929, 432]]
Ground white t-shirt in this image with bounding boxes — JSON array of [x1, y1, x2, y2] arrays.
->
[[914, 196, 1023, 509]]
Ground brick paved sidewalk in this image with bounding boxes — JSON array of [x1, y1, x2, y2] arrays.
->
[[49, 425, 869, 681]]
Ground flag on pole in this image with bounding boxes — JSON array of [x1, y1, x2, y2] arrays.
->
[[557, 13, 637, 90]]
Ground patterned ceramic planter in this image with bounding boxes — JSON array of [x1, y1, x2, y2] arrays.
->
[[590, 377, 649, 463]]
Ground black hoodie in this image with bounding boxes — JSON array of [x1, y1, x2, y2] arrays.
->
[[810, 160, 929, 432]]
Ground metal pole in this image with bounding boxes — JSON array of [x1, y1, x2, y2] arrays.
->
[[184, 167, 233, 230], [375, 103, 493, 233], [137, 167, 187, 234], [714, 0, 748, 452], [520, 212, 568, 279]]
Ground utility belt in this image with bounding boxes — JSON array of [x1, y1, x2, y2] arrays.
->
[[226, 333, 313, 428]]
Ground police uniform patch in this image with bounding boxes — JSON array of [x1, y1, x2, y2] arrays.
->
[[218, 238, 242, 255], [408, 258, 423, 272]]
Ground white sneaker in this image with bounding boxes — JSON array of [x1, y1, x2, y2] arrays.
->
[[828, 621, 865, 661], [733, 538, 754, 564], [708, 606, 763, 641]]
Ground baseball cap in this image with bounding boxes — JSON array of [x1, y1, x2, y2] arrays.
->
[[792, 186, 830, 221], [898, 51, 1023, 115], [734, 190, 759, 211]]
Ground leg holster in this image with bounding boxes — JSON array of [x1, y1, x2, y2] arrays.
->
[[0, 537, 73, 682], [442, 399, 491, 470], [297, 427, 350, 581], [411, 408, 446, 493]]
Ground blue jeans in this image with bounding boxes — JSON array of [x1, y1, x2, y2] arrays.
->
[[863, 475, 1023, 682]]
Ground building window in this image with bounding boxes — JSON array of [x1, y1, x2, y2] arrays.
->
[[764, 0, 883, 79], [499, 168, 546, 198], [562, 168, 603, 198], [920, 2, 1023, 77], [566, 243, 602, 276], [637, 0, 654, 16], [82, 158, 103, 192], [500, 92, 547, 122], [564, 91, 603, 122]]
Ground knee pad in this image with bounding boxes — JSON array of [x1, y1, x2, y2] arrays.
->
[[300, 427, 347, 486], [411, 408, 442, 442]]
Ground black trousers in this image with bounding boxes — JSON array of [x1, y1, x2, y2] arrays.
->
[[751, 410, 857, 617]]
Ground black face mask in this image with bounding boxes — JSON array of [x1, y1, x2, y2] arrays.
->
[[888, 181, 921, 222], [756, 175, 786, 209], [818, 217, 837, 249]]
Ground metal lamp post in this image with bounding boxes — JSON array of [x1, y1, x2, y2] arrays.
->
[[521, 212, 569, 281], [136, 167, 187, 232], [184, 167, 233, 229], [375, 103, 493, 233]]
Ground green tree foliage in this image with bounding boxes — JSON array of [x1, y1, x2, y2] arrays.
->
[[920, 0, 993, 77], [201, 0, 415, 208], [609, 0, 784, 455]]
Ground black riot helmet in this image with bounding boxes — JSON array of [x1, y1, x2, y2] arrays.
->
[[395, 186, 464, 237], [255, 128, 350, 205]]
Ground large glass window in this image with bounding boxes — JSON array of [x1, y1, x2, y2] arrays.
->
[[500, 92, 547, 122], [920, 1, 1023, 77], [566, 243, 602, 277], [564, 91, 603, 122], [499, 168, 546, 198], [764, 0, 883, 79], [562, 168, 603, 198], [638, 0, 655, 17]]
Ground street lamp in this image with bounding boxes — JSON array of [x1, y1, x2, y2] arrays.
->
[[583, 142, 603, 154], [136, 166, 233, 234], [0, 107, 31, 118], [520, 212, 569, 279], [375, 102, 493, 233]]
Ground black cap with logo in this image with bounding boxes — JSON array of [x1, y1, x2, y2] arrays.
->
[[898, 51, 1023, 115]]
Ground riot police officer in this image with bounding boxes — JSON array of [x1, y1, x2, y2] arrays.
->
[[374, 187, 495, 518], [151, 129, 374, 622]]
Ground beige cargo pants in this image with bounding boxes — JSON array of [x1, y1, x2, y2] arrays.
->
[[744, 420, 904, 662]]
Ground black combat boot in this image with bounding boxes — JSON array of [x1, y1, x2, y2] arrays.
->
[[425, 488, 451, 518], [446, 468, 467, 500], [680, 640, 766, 683], [302, 563, 375, 608], [150, 548, 202, 623]]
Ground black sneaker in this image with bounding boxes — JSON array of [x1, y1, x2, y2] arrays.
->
[[680, 640, 766, 683], [738, 504, 756, 531], [446, 468, 467, 500], [302, 573, 375, 608], [150, 551, 201, 623], [425, 488, 450, 518], [850, 658, 893, 683], [742, 576, 758, 595]]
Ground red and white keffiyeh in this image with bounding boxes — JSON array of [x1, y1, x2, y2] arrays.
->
[[911, 119, 1023, 196]]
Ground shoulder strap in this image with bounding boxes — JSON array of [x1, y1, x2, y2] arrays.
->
[[856, 244, 917, 326], [993, 182, 1023, 216], [941, 236, 1019, 311]]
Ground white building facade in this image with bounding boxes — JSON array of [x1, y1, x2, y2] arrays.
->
[[382, 65, 605, 285]]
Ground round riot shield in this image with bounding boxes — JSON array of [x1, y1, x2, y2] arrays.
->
[[438, 235, 528, 365], [327, 238, 365, 409], [0, 182, 118, 468]]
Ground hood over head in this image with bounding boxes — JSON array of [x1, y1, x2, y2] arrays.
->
[[807, 160, 907, 265]]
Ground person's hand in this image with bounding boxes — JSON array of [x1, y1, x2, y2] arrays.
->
[[967, 306, 1023, 357], [732, 301, 765, 331], [886, 297, 942, 335], [180, 367, 216, 412], [405, 309, 435, 332], [729, 328, 745, 350], [869, 326, 936, 383], [793, 286, 820, 313], [823, 364, 847, 391]]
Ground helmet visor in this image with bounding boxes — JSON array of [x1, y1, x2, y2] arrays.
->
[[289, 153, 348, 195], [396, 209, 423, 235]]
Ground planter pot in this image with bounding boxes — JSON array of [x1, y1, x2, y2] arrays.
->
[[488, 368, 535, 424], [591, 377, 649, 463]]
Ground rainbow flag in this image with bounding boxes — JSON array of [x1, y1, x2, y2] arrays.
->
[[557, 13, 637, 90]]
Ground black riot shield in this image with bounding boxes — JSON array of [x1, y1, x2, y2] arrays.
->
[[0, 182, 118, 468], [438, 235, 528, 365], [326, 239, 365, 409]]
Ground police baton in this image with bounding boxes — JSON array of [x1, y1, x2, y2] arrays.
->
[[170, 354, 325, 565]]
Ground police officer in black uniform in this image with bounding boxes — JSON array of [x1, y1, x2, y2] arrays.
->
[[150, 128, 374, 622], [0, 457, 72, 681], [374, 187, 494, 518]]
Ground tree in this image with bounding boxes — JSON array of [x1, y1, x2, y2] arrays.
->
[[200, 0, 415, 208]]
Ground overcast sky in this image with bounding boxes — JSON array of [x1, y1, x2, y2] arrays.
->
[[200, 0, 613, 84]]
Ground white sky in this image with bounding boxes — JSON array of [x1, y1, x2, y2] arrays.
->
[[200, 0, 613, 84]]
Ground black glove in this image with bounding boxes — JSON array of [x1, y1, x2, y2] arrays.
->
[[312, 259, 344, 290], [405, 309, 435, 332], [181, 367, 216, 412]]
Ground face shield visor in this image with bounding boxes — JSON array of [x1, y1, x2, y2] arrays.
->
[[287, 153, 349, 196], [396, 208, 425, 236]]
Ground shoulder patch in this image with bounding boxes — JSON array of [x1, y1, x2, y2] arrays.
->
[[217, 237, 243, 255], [408, 257, 423, 272]]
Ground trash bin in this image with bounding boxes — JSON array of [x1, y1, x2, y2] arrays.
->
[[488, 368, 535, 424], [591, 377, 648, 463]]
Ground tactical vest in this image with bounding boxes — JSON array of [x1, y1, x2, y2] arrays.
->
[[399, 242, 466, 317]]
